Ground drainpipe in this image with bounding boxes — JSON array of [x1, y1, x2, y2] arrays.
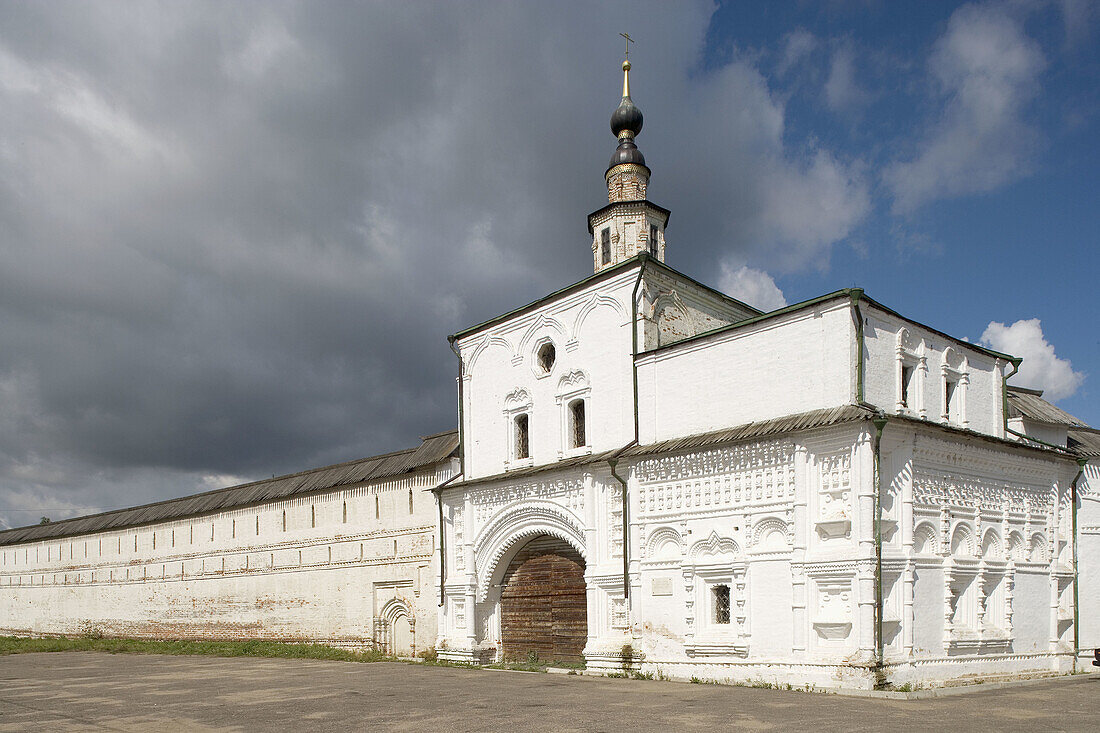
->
[[447, 336, 465, 476], [1071, 457, 1087, 664], [871, 413, 888, 683], [431, 473, 462, 607], [1001, 358, 1022, 438], [631, 254, 649, 442], [850, 289, 866, 404], [609, 254, 649, 607], [997, 358, 1066, 449]]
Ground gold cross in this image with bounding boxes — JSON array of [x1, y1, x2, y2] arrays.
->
[[620, 33, 635, 59]]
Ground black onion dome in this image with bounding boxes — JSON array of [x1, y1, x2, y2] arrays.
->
[[610, 95, 644, 137], [607, 60, 646, 171], [608, 137, 646, 169]]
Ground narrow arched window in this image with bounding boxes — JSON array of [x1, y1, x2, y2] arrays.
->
[[514, 413, 530, 459], [375, 495, 380, 519], [282, 510, 287, 531], [408, 489, 414, 514], [311, 505, 316, 528], [342, 501, 347, 523], [568, 398, 586, 449]]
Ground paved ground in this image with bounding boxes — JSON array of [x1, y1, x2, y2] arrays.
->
[[0, 653, 1098, 732]]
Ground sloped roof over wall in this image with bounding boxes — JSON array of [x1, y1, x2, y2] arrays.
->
[[0, 430, 458, 547], [1007, 386, 1090, 428], [1069, 429, 1100, 458]]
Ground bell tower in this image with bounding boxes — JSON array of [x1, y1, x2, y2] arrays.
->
[[588, 49, 670, 273]]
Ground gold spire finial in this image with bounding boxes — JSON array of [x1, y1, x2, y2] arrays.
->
[[619, 33, 634, 97]]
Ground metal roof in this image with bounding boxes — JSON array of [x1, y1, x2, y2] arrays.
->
[[1069, 429, 1100, 458], [0, 430, 458, 547], [1007, 386, 1090, 428], [642, 289, 1017, 365], [620, 405, 874, 457]]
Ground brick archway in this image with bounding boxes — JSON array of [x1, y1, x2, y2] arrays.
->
[[499, 534, 587, 664]]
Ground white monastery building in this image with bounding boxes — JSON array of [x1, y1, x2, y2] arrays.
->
[[2, 57, 1098, 690]]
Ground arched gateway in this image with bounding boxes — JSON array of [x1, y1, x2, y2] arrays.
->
[[499, 535, 587, 664]]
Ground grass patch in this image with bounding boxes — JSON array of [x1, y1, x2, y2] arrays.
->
[[0, 635, 392, 663], [484, 661, 549, 673]]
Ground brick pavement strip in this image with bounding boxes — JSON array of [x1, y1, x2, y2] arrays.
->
[[0, 652, 1098, 733]]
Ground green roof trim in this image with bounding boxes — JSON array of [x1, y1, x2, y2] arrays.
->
[[638, 287, 1019, 364]]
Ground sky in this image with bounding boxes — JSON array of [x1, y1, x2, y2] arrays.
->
[[0, 0, 1097, 529]]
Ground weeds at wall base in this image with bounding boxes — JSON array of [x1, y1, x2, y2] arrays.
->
[[0, 635, 394, 663]]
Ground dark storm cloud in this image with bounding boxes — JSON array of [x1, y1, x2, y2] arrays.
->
[[0, 1, 868, 526]]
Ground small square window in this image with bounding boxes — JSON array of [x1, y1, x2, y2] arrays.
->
[[713, 584, 731, 624]]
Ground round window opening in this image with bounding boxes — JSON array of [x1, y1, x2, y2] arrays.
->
[[536, 342, 556, 373]]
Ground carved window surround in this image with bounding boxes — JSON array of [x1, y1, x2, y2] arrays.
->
[[940, 348, 970, 428], [682, 533, 748, 657], [502, 389, 533, 471], [556, 370, 591, 459], [895, 329, 928, 418]]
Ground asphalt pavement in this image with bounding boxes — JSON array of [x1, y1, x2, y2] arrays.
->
[[1, 652, 1097, 732]]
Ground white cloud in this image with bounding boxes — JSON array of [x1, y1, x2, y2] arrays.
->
[[778, 29, 817, 75], [884, 2, 1046, 213], [824, 46, 869, 114], [756, 149, 871, 271], [717, 263, 787, 312], [980, 318, 1084, 400]]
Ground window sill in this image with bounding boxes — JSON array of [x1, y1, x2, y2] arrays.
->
[[685, 636, 747, 657], [560, 446, 593, 460]]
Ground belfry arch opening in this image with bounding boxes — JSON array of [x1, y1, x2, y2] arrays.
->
[[499, 534, 587, 664]]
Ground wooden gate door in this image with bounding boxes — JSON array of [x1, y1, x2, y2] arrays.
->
[[500, 535, 586, 664]]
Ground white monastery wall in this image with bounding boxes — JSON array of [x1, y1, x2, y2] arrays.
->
[[636, 301, 853, 444], [862, 305, 1005, 438], [0, 464, 453, 654]]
